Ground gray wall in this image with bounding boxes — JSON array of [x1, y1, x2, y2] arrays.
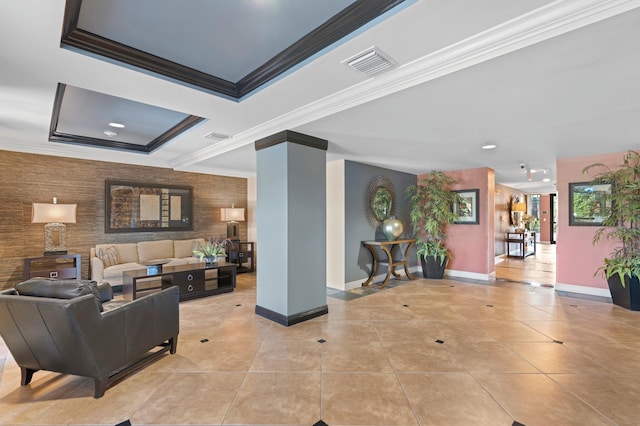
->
[[344, 161, 417, 283]]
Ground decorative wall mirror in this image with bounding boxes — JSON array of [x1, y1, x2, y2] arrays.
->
[[371, 186, 392, 221], [105, 180, 193, 233], [366, 175, 395, 228], [510, 195, 527, 231]]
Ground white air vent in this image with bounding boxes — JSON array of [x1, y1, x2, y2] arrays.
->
[[203, 131, 229, 143], [344, 47, 395, 76]]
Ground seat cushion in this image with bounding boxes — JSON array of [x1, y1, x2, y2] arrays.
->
[[15, 278, 104, 311], [164, 258, 189, 267], [103, 262, 145, 280]]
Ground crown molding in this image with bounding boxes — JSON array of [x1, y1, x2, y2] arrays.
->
[[170, 0, 640, 170]]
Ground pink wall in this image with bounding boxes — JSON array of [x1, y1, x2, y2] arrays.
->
[[442, 167, 494, 275], [539, 194, 551, 242], [556, 151, 625, 289]]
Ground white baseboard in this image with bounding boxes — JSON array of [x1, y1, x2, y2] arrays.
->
[[445, 269, 494, 281], [555, 282, 611, 298]]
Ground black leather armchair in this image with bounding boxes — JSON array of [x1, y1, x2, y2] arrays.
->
[[0, 279, 179, 398]]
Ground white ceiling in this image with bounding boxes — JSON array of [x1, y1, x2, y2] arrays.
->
[[2, 0, 640, 194]]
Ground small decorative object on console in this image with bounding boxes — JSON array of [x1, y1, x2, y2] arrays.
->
[[382, 215, 403, 241], [192, 238, 234, 263]]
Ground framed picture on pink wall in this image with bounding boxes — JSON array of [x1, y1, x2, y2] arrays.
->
[[569, 181, 611, 226], [452, 189, 479, 224]]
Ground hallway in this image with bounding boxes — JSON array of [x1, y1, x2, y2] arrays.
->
[[495, 243, 556, 287]]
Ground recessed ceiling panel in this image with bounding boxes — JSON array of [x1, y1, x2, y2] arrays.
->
[[61, 0, 407, 99], [49, 84, 205, 153], [77, 0, 356, 82]]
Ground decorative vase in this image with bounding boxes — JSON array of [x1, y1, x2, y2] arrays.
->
[[382, 215, 403, 241]]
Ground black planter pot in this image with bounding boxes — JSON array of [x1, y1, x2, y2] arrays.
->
[[607, 274, 640, 311], [420, 255, 447, 279]]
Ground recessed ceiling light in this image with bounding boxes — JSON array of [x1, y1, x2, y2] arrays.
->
[[104, 130, 118, 137], [481, 143, 496, 150], [108, 122, 125, 128]]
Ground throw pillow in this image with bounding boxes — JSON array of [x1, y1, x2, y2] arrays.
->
[[98, 246, 119, 267]]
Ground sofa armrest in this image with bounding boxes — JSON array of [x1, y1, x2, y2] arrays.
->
[[90, 255, 105, 282], [116, 286, 179, 360], [81, 286, 178, 375], [96, 282, 113, 302]]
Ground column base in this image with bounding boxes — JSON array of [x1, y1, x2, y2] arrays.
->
[[255, 304, 328, 326]]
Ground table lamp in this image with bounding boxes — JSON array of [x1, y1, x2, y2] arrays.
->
[[32, 197, 77, 255], [220, 204, 244, 240]]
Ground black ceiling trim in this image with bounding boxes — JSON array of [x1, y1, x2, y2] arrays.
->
[[146, 115, 207, 152], [61, 0, 406, 100], [237, 0, 406, 96], [48, 83, 206, 153], [255, 130, 328, 152]]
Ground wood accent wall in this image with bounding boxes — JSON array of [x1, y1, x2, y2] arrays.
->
[[0, 150, 247, 288]]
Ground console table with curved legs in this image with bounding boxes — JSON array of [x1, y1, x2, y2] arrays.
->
[[362, 239, 417, 288]]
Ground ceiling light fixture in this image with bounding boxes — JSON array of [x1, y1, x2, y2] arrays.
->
[[526, 167, 552, 181], [481, 143, 496, 150], [108, 122, 125, 128], [103, 130, 118, 137]]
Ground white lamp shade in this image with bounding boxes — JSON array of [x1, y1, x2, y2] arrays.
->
[[220, 207, 244, 222], [32, 203, 77, 223]]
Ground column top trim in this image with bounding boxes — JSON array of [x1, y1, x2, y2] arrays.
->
[[255, 130, 328, 152]]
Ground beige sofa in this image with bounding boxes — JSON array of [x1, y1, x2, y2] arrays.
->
[[90, 238, 205, 287]]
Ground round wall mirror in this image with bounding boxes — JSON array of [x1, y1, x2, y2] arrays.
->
[[365, 175, 395, 228], [371, 187, 392, 221]]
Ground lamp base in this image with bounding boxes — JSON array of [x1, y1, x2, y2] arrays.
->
[[227, 222, 239, 239], [44, 222, 68, 255]]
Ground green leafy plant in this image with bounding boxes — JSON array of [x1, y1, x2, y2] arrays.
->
[[192, 238, 233, 261], [405, 171, 461, 264], [583, 150, 640, 285]]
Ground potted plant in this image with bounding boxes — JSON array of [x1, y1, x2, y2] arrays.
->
[[405, 171, 461, 278], [583, 150, 640, 310], [192, 238, 233, 264]]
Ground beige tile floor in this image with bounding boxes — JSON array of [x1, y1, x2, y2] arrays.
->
[[1, 247, 640, 425]]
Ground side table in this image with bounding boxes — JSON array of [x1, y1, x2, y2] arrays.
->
[[227, 241, 255, 273], [23, 254, 81, 280], [505, 232, 536, 259], [362, 239, 416, 288]]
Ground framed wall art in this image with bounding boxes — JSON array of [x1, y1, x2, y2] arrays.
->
[[105, 180, 193, 233], [452, 189, 479, 224], [569, 181, 611, 226]]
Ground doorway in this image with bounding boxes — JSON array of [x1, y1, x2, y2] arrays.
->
[[495, 192, 556, 287]]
